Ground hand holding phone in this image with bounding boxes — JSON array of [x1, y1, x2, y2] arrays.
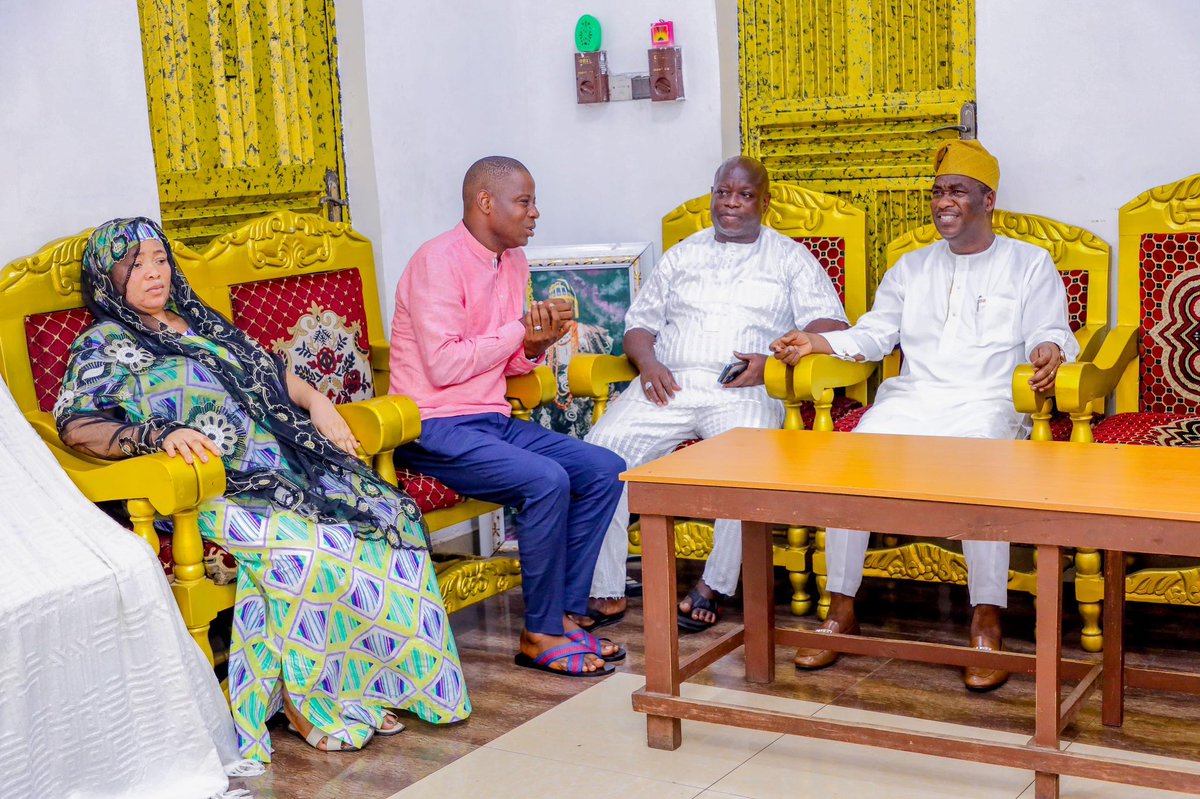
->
[[717, 359, 749, 385]]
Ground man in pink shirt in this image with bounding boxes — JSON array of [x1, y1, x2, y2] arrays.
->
[[390, 156, 626, 677]]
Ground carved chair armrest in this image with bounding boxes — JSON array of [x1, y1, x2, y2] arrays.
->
[[567, 354, 639, 424], [765, 354, 877, 431], [336, 394, 421, 455], [1011, 324, 1138, 444], [30, 414, 226, 560], [505, 365, 555, 421]]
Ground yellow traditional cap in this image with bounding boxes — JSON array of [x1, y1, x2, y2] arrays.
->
[[933, 139, 999, 191]]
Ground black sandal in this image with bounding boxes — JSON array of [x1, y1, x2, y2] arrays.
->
[[677, 587, 721, 633]]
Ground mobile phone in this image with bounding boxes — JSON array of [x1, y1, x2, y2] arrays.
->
[[717, 360, 748, 384]]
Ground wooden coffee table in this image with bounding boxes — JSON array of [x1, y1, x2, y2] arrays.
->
[[624, 428, 1200, 798]]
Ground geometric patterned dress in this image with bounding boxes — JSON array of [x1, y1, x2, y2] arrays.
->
[[57, 322, 471, 760]]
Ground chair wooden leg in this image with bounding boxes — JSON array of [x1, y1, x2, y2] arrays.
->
[[1076, 548, 1103, 652], [126, 497, 159, 553], [814, 528, 830, 620], [786, 525, 811, 615]]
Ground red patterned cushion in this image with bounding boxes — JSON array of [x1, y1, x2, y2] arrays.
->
[[671, 438, 702, 453], [1139, 233, 1200, 414], [795, 237, 846, 302], [834, 404, 871, 432], [1092, 412, 1200, 447], [229, 270, 374, 404], [25, 307, 95, 412], [397, 469, 465, 514], [800, 395, 862, 429], [156, 533, 237, 585], [1059, 269, 1088, 333]]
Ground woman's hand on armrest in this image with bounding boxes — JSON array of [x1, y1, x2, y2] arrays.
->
[[162, 428, 222, 465]]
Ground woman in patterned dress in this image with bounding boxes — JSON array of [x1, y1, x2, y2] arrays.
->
[[55, 218, 471, 759]]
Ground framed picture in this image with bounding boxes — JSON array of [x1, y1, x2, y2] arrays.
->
[[524, 242, 651, 439]]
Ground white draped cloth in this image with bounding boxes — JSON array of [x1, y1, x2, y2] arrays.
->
[[0, 380, 250, 798]]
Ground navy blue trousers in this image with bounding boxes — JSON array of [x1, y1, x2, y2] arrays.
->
[[395, 412, 625, 635]]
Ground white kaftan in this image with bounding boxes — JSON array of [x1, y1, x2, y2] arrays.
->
[[587, 226, 847, 598], [820, 235, 1080, 604], [0, 380, 252, 797]]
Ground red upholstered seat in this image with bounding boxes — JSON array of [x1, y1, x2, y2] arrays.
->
[[230, 271, 376, 405], [25, 308, 96, 412], [1092, 412, 1200, 447], [1088, 233, 1200, 446]]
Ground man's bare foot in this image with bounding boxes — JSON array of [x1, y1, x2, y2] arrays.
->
[[563, 614, 622, 659], [568, 597, 627, 630], [281, 687, 354, 751], [677, 579, 720, 626], [520, 625, 607, 672]]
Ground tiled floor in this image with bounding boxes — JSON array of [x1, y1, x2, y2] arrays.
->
[[387, 673, 1196, 799], [231, 564, 1200, 799]]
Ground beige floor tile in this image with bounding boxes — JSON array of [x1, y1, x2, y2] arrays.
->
[[485, 672, 821, 788], [712, 735, 1033, 799], [1010, 742, 1200, 799], [709, 704, 1035, 799], [815, 703, 1033, 745], [385, 746, 705, 799]]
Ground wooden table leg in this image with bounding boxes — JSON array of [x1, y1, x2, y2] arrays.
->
[[741, 521, 775, 684], [1034, 543, 1063, 799], [1102, 549, 1126, 727], [641, 511, 681, 750]]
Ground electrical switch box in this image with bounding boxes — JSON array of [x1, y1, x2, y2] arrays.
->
[[575, 50, 610, 104], [648, 46, 684, 101]]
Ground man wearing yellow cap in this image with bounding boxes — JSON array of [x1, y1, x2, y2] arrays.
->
[[769, 140, 1078, 691]]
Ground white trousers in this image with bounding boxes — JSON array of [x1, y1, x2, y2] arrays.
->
[[823, 399, 1012, 608], [584, 374, 783, 598]]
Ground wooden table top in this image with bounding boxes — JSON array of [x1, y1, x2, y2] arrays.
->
[[621, 429, 1200, 524]]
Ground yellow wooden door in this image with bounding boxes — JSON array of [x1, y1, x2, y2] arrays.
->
[[739, 0, 975, 290], [138, 0, 347, 247]]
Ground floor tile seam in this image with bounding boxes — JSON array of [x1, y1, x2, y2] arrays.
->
[[477, 737, 747, 791], [699, 729, 787, 792], [816, 654, 896, 710]]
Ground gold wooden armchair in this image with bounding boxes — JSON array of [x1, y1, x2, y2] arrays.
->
[[569, 182, 868, 615], [1058, 174, 1200, 650], [0, 231, 230, 665], [796, 210, 1111, 622], [195, 211, 553, 612]]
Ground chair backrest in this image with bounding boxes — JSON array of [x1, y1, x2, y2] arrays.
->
[[886, 210, 1111, 359], [661, 181, 869, 323], [1116, 173, 1200, 415], [194, 211, 384, 405], [0, 230, 206, 421]]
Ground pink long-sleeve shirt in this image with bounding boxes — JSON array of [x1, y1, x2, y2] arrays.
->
[[389, 222, 539, 420]]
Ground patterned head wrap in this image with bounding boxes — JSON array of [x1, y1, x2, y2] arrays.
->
[[934, 139, 1000, 192], [78, 218, 425, 550]]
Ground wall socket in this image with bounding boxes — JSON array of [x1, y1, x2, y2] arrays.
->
[[609, 72, 651, 102]]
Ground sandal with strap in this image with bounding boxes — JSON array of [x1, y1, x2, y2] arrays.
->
[[377, 711, 405, 737], [677, 587, 721, 633], [287, 722, 369, 753], [566, 628, 626, 663], [514, 639, 615, 677]]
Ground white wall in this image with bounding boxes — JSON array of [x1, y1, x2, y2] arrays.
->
[[350, 1, 729, 316], [0, 0, 160, 263], [977, 0, 1200, 255]]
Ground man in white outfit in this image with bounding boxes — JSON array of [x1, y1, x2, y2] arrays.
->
[[582, 156, 849, 633], [771, 139, 1078, 690]]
